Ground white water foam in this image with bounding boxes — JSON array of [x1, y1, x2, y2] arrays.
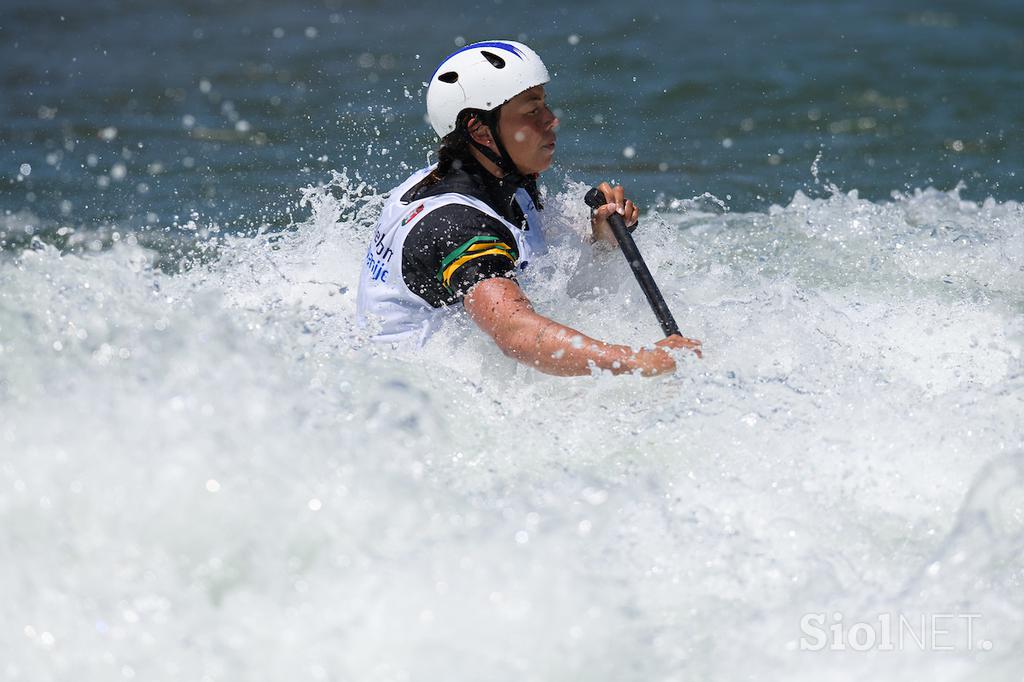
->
[[1, 175, 1022, 680]]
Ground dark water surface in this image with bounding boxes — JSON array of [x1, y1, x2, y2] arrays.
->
[[2, 0, 1023, 243]]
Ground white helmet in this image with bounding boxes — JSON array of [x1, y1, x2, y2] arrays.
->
[[426, 40, 550, 138]]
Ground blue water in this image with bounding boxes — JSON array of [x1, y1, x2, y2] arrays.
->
[[3, 0, 1023, 244], [2, 2, 1023, 681]]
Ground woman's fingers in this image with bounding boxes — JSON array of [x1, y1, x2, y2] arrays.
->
[[594, 183, 637, 219], [624, 200, 638, 227]]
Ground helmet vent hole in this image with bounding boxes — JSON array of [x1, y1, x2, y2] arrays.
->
[[438, 71, 459, 84], [481, 51, 506, 69]]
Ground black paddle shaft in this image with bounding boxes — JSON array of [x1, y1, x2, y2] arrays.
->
[[584, 188, 681, 338]]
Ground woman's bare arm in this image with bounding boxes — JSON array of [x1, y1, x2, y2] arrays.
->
[[463, 277, 701, 376]]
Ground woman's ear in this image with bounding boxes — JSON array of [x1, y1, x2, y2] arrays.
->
[[466, 116, 495, 148]]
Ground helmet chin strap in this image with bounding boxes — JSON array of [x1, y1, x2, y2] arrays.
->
[[463, 108, 544, 210], [465, 108, 526, 187]]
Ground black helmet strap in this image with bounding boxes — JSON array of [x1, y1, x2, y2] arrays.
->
[[462, 108, 520, 183], [461, 108, 542, 208]]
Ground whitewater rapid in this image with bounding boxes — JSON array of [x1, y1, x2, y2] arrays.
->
[[1, 174, 1022, 680]]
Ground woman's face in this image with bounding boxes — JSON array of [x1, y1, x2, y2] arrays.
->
[[498, 85, 559, 175]]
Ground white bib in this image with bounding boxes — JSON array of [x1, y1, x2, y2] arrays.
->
[[356, 166, 546, 345]]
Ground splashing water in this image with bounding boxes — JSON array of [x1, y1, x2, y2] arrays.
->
[[1, 172, 1022, 681]]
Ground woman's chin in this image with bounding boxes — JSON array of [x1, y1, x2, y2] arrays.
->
[[511, 149, 555, 176], [532, 151, 556, 174]]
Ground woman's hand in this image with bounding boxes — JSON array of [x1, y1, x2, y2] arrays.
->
[[631, 334, 704, 376], [590, 181, 640, 247]]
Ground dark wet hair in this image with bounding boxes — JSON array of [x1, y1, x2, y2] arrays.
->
[[417, 110, 489, 189]]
